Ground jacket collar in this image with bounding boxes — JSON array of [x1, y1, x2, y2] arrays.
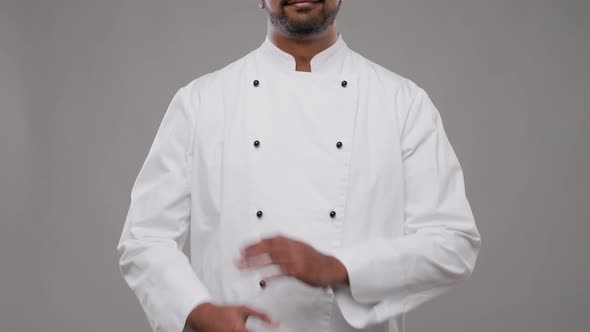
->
[[257, 32, 349, 73]]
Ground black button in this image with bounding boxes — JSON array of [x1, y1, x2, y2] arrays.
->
[[259, 279, 266, 288], [254, 140, 260, 148], [256, 210, 263, 218], [330, 210, 336, 218], [341, 80, 347, 87], [253, 79, 260, 87], [336, 141, 343, 149]]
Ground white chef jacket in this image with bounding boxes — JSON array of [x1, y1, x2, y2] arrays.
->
[[117, 32, 481, 332]]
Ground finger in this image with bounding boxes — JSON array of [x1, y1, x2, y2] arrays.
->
[[240, 306, 280, 327], [240, 235, 294, 260], [235, 252, 272, 267], [236, 254, 292, 270], [241, 239, 273, 258], [235, 257, 274, 270]]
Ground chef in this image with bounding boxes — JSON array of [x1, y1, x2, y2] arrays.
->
[[117, 0, 482, 331]]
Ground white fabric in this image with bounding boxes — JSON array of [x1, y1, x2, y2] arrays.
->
[[117, 32, 481, 332]]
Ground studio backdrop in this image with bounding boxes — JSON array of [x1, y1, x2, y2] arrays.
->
[[1, 1, 588, 331]]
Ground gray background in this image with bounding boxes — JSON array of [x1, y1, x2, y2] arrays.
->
[[1, 0, 588, 331]]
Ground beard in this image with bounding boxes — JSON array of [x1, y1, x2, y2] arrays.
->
[[265, 1, 341, 37]]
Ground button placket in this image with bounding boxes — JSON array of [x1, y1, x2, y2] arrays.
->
[[333, 77, 357, 249], [252, 78, 263, 226], [247, 73, 358, 288], [251, 78, 268, 291]]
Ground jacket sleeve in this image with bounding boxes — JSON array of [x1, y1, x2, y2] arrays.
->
[[117, 83, 212, 332], [330, 85, 482, 329]]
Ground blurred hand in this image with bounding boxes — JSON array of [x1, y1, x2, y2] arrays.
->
[[235, 235, 349, 288], [186, 302, 279, 332]]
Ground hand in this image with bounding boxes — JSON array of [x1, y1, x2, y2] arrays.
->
[[234, 235, 349, 288], [186, 302, 279, 332]]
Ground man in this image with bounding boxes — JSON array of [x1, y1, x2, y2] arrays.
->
[[117, 1, 482, 331]]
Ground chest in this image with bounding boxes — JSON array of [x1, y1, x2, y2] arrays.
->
[[191, 69, 405, 250]]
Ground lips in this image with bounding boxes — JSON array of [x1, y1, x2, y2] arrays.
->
[[285, 0, 322, 5]]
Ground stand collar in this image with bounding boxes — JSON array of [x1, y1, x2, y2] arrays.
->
[[257, 32, 349, 73]]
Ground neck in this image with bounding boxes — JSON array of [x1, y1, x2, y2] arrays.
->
[[266, 24, 339, 72]]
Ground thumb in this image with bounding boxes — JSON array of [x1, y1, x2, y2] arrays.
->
[[239, 305, 280, 327]]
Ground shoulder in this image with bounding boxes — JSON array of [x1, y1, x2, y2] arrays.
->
[[347, 48, 430, 127], [181, 48, 257, 97], [167, 48, 258, 119], [349, 48, 423, 102]]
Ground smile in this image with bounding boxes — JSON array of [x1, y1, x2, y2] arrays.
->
[[285, 0, 323, 7]]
